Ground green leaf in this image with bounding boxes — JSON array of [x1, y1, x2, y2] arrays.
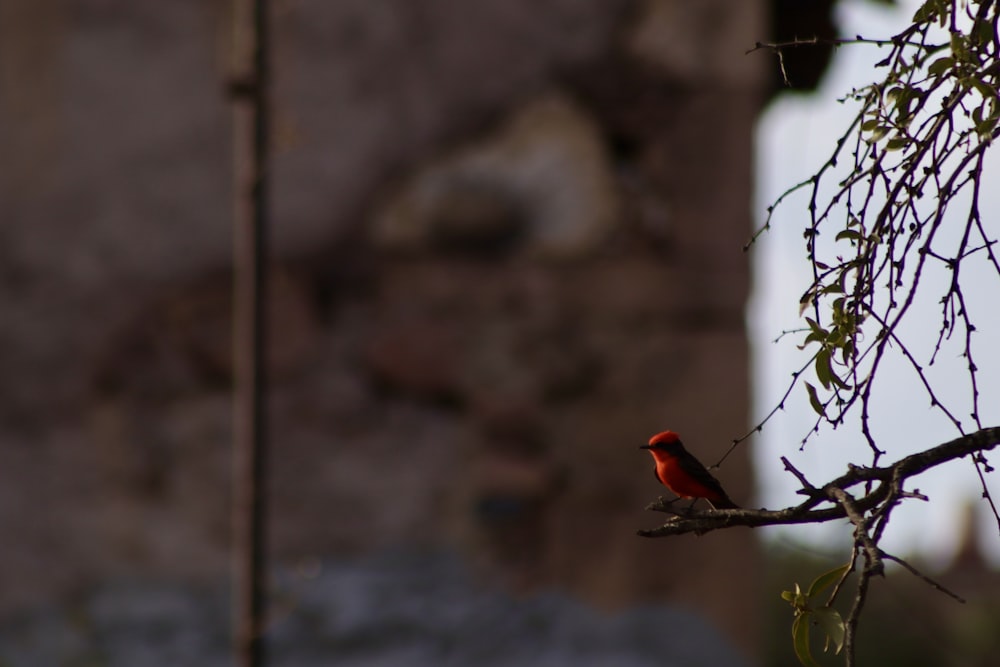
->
[[972, 18, 993, 46], [867, 125, 889, 142], [974, 99, 999, 137], [835, 229, 863, 243], [806, 564, 851, 598], [805, 382, 826, 418], [792, 615, 822, 667], [860, 118, 880, 132], [815, 348, 833, 390], [927, 56, 954, 76], [830, 367, 851, 390], [799, 291, 816, 317], [841, 339, 855, 365], [801, 333, 823, 348], [968, 77, 997, 101], [935, 0, 948, 26], [911, 0, 933, 22], [912, 0, 939, 22], [781, 588, 810, 610], [837, 270, 849, 294], [976, 114, 999, 137], [950, 32, 970, 62], [805, 317, 826, 336], [801, 332, 824, 348], [814, 607, 846, 655], [885, 137, 909, 151]]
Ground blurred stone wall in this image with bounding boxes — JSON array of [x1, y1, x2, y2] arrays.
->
[[0, 0, 775, 658]]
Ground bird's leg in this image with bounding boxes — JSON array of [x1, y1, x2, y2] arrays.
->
[[657, 496, 698, 517], [655, 496, 682, 515]]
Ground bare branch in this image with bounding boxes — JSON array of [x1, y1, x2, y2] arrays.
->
[[744, 3, 1000, 662], [843, 556, 873, 667], [881, 552, 966, 604], [829, 487, 883, 576], [827, 547, 859, 607], [781, 456, 817, 493], [639, 427, 1000, 538]]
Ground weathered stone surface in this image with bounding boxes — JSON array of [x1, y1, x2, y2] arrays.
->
[[0, 0, 768, 661], [372, 93, 621, 259], [0, 552, 750, 667], [364, 313, 466, 402], [626, 0, 767, 87]]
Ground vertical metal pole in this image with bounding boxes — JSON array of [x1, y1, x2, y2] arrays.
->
[[230, 0, 268, 665]]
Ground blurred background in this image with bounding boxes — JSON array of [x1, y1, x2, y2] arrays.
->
[[1, 0, 997, 665]]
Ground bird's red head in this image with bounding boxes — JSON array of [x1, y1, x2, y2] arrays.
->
[[648, 430, 681, 446], [640, 430, 683, 453]]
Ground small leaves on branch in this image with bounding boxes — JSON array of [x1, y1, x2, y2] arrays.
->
[[783, 564, 850, 667], [746, 0, 1000, 461], [664, 4, 1000, 665]]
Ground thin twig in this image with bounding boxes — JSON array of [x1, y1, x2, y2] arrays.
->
[[881, 552, 966, 604], [781, 456, 817, 494], [843, 559, 873, 667], [827, 547, 859, 607]]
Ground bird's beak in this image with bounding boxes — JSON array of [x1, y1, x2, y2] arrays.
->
[[639, 444, 651, 450]]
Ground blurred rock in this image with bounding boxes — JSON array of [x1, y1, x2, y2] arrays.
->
[[372, 93, 621, 259], [626, 0, 766, 88], [364, 314, 465, 403], [0, 552, 749, 667], [93, 266, 320, 399], [0, 0, 775, 660]]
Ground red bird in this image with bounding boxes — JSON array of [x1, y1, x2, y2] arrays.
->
[[640, 430, 739, 509]]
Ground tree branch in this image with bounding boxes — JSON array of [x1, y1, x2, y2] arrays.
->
[[881, 552, 966, 604], [638, 427, 1000, 538], [843, 555, 872, 667], [829, 487, 883, 576]]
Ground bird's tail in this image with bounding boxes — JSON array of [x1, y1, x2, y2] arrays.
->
[[708, 496, 740, 510]]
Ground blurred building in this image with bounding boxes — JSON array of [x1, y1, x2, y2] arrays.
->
[[0, 0, 840, 663]]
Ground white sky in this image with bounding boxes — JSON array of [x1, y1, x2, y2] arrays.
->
[[751, 0, 1000, 567]]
